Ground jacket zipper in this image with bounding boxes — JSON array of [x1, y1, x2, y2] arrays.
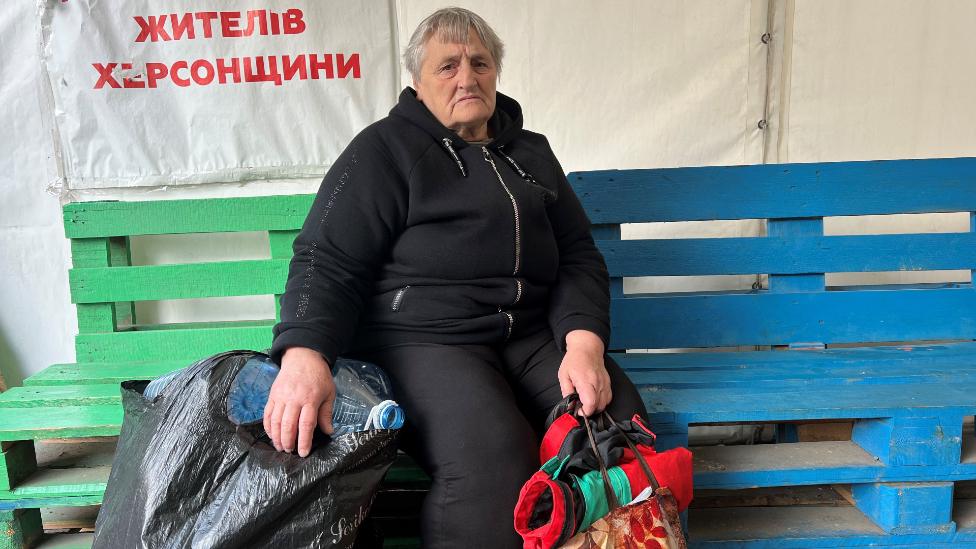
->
[[391, 286, 410, 311], [502, 311, 514, 340], [482, 147, 521, 275], [482, 147, 522, 341]]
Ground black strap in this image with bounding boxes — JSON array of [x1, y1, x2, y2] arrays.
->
[[581, 413, 621, 510], [603, 411, 660, 491], [603, 411, 682, 542], [569, 396, 660, 513]]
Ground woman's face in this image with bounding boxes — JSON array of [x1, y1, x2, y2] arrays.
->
[[414, 28, 497, 141]]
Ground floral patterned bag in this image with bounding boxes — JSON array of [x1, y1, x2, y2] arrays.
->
[[559, 411, 688, 549]]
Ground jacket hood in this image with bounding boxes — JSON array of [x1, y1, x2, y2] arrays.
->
[[390, 87, 525, 151]]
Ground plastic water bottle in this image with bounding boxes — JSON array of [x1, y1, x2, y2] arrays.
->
[[329, 359, 405, 436], [224, 355, 404, 435], [143, 368, 184, 400], [226, 355, 280, 425], [144, 354, 404, 436]]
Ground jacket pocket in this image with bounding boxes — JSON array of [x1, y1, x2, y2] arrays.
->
[[523, 179, 557, 204]]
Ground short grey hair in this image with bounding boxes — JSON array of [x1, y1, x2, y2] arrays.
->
[[403, 7, 504, 82]]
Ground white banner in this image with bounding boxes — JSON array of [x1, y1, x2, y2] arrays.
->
[[41, 0, 398, 189]]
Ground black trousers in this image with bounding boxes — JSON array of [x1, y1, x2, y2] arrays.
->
[[347, 323, 648, 549]]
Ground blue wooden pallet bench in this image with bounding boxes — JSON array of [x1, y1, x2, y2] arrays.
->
[[582, 155, 976, 547], [1, 156, 975, 547]]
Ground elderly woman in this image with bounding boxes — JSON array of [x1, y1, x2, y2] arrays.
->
[[265, 7, 647, 548]]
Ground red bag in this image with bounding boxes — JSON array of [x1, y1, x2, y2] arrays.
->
[[514, 396, 692, 549], [560, 411, 687, 549]]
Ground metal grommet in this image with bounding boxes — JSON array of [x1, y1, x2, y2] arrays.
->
[[761, 32, 772, 44], [758, 119, 768, 130]]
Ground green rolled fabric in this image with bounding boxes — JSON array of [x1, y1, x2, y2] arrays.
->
[[573, 465, 632, 531]]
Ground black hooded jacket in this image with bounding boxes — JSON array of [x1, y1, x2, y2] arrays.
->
[[270, 88, 610, 367]]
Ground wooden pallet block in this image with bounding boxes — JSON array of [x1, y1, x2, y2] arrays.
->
[[622, 342, 976, 543], [0, 440, 114, 549]]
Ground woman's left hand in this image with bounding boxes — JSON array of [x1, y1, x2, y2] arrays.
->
[[558, 330, 612, 417]]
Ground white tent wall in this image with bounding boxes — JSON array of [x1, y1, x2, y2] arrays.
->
[[0, 3, 76, 387], [784, 0, 976, 287], [2, 0, 976, 385]]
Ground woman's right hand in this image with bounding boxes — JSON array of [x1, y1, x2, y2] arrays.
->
[[264, 347, 336, 457]]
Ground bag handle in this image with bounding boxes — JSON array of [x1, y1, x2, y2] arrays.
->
[[580, 411, 621, 510], [571, 396, 661, 511], [603, 410, 683, 543], [602, 410, 660, 492]]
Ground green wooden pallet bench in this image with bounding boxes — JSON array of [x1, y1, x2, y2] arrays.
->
[[3, 156, 976, 547], [0, 196, 424, 548]]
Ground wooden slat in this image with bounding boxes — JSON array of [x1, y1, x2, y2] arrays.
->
[[693, 486, 849, 508], [592, 225, 624, 298], [688, 503, 976, 547], [0, 406, 122, 441], [692, 440, 976, 490], [766, 218, 825, 297], [70, 240, 116, 335], [24, 361, 189, 386], [70, 260, 289, 303], [74, 305, 115, 335], [63, 195, 314, 238], [41, 505, 100, 531], [612, 342, 976, 371], [269, 230, 298, 323], [108, 236, 135, 326], [0, 441, 36, 492], [610, 286, 976, 349], [268, 230, 298, 259], [0, 466, 109, 502], [642, 382, 976, 425], [690, 505, 885, 546], [34, 533, 96, 549], [0, 495, 105, 511], [35, 440, 116, 470], [624, 361, 976, 389], [75, 322, 274, 362], [571, 156, 976, 223], [68, 239, 109, 267], [613, 342, 976, 390], [0, 386, 121, 408], [599, 232, 976, 276]]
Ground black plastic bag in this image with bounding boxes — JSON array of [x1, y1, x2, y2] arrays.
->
[[92, 350, 399, 549]]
